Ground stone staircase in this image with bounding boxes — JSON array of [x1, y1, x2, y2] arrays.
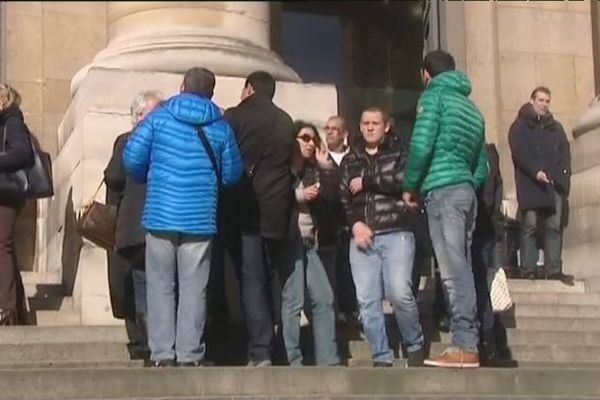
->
[[1, 278, 599, 399]]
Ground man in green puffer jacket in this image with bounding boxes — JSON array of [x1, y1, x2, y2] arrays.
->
[[403, 50, 487, 369]]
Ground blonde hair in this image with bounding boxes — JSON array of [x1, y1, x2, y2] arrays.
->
[[0, 84, 21, 111]]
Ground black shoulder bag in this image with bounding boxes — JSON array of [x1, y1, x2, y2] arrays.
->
[[195, 122, 221, 189]]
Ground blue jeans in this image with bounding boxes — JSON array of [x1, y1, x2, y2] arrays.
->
[[145, 232, 212, 363], [426, 183, 479, 352], [350, 231, 423, 363], [520, 192, 563, 275], [281, 240, 339, 366]]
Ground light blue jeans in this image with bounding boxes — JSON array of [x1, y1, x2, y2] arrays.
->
[[426, 183, 479, 352], [350, 231, 424, 363], [145, 231, 212, 363], [281, 240, 339, 366]]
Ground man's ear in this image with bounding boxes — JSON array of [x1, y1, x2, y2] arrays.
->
[[180, 83, 185, 93], [384, 122, 391, 133]]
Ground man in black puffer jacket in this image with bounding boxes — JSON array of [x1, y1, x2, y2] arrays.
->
[[340, 107, 424, 367], [509, 86, 573, 285]]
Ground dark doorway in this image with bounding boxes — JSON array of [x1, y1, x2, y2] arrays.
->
[[272, 1, 425, 141]]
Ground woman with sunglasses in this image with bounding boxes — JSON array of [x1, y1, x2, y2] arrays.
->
[[280, 121, 340, 366]]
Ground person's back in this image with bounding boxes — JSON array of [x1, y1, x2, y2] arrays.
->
[[122, 67, 243, 368], [403, 50, 486, 369], [218, 71, 296, 367], [224, 89, 295, 239], [404, 70, 487, 193], [124, 92, 243, 235]]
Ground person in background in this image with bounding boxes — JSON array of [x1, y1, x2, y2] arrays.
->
[[508, 86, 573, 285], [104, 90, 163, 361], [123, 67, 243, 367], [0, 84, 34, 326], [281, 120, 339, 366], [323, 115, 358, 323]]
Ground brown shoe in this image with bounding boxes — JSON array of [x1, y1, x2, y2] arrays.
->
[[424, 347, 480, 369]]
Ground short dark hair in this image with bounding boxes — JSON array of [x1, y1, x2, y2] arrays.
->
[[245, 71, 276, 99], [361, 107, 390, 124], [530, 86, 551, 100], [423, 50, 456, 78], [182, 67, 216, 98]]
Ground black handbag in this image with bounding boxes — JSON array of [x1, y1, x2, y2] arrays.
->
[[0, 125, 28, 202], [0, 121, 53, 202], [26, 139, 53, 199]]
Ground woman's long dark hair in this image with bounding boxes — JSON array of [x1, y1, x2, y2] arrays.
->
[[291, 120, 321, 177]]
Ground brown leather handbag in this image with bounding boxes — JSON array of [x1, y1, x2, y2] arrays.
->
[[77, 180, 117, 250]]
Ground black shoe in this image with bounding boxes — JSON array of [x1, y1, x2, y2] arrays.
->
[[406, 349, 424, 367], [178, 360, 203, 367], [548, 272, 575, 286], [438, 316, 450, 333], [373, 361, 393, 368], [522, 270, 536, 280], [0, 309, 16, 326], [247, 359, 272, 367], [149, 359, 176, 368]]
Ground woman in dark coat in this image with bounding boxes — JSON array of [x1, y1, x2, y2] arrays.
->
[[0, 84, 34, 325]]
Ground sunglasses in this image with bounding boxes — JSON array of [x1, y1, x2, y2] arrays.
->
[[297, 134, 316, 144]]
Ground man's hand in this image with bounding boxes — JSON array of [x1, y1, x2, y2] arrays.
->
[[352, 222, 374, 250], [350, 177, 363, 195], [403, 191, 420, 210], [303, 184, 320, 201], [536, 171, 551, 184], [315, 147, 334, 170]]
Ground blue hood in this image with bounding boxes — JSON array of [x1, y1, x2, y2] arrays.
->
[[163, 93, 222, 125]]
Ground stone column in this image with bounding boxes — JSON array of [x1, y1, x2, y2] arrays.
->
[[563, 101, 600, 279], [71, 2, 299, 94]]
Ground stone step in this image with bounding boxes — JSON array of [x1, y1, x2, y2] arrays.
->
[[0, 366, 598, 399], [503, 304, 600, 318], [35, 310, 82, 326], [416, 291, 600, 306], [499, 315, 600, 331], [67, 397, 598, 400], [417, 277, 586, 294], [348, 341, 600, 364], [0, 342, 128, 364], [501, 291, 600, 306], [0, 326, 127, 344], [435, 329, 600, 346], [413, 302, 600, 319]]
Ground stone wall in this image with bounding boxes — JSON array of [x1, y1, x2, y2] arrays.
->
[[442, 1, 594, 211], [4, 2, 107, 274], [4, 2, 107, 157]]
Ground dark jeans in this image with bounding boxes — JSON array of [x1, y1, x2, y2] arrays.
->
[[472, 239, 497, 345], [0, 206, 18, 317], [520, 193, 563, 275], [237, 233, 296, 362], [335, 229, 357, 316]]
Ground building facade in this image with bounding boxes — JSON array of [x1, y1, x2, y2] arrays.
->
[[2, 1, 599, 324]]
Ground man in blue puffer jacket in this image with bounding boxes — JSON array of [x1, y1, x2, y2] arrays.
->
[[123, 67, 243, 367]]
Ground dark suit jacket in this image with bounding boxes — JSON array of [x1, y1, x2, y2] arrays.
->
[[223, 94, 296, 240]]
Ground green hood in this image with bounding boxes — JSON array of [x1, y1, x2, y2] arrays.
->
[[428, 70, 472, 96]]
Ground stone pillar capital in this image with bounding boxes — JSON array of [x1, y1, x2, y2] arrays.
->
[[71, 2, 300, 94]]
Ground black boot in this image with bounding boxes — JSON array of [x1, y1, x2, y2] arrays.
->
[[406, 349, 424, 367]]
